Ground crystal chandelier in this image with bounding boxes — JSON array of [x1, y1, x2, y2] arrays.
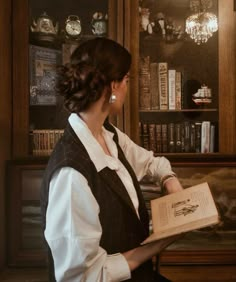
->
[[185, 0, 218, 45]]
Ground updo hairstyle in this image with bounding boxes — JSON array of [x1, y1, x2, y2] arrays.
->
[[56, 37, 131, 113]]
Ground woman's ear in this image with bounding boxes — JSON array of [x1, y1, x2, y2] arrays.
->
[[111, 81, 119, 92]]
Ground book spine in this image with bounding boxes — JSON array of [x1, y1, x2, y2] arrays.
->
[[201, 121, 211, 153], [183, 121, 190, 152], [158, 62, 168, 110], [195, 122, 202, 153], [155, 124, 162, 153], [142, 123, 150, 150], [150, 62, 159, 110], [175, 123, 182, 153], [148, 123, 157, 153], [139, 56, 151, 110], [168, 122, 175, 152], [161, 124, 168, 153], [190, 123, 196, 152], [168, 69, 176, 110], [175, 71, 182, 110], [210, 124, 215, 153]]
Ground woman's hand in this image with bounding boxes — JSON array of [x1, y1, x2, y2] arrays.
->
[[122, 234, 182, 271]]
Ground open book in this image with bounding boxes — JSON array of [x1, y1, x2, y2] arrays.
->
[[142, 182, 220, 244]]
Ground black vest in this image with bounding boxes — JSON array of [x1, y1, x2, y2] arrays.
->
[[41, 121, 158, 281]]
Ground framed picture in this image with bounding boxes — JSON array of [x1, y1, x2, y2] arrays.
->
[[6, 158, 48, 266], [29, 45, 62, 106], [159, 155, 236, 264]]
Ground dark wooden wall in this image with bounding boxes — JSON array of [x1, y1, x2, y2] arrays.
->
[[0, 0, 12, 270]]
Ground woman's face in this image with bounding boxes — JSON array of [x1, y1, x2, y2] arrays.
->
[[110, 74, 129, 114]]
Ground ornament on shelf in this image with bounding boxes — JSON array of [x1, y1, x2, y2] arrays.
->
[[30, 12, 59, 42], [91, 12, 108, 37], [192, 84, 212, 105]]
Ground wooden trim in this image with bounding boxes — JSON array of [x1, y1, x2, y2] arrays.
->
[[123, 0, 140, 141], [0, 0, 12, 269], [108, 0, 125, 130], [219, 0, 236, 153], [12, 0, 30, 158]]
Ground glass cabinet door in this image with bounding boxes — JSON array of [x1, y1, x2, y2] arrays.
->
[[28, 0, 110, 157], [126, 0, 236, 156], [12, 0, 123, 158], [138, 0, 219, 154]]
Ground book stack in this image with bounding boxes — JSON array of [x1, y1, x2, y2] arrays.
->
[[30, 129, 64, 156], [139, 59, 183, 110], [139, 121, 216, 153]]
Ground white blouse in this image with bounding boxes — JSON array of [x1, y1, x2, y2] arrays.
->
[[44, 113, 175, 282]]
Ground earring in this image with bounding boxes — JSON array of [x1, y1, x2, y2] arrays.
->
[[109, 93, 117, 104]]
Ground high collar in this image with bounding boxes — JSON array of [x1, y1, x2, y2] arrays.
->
[[69, 113, 119, 172]]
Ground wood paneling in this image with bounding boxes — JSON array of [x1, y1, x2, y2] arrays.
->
[[0, 265, 236, 282], [218, 0, 236, 153], [12, 0, 29, 157], [0, 0, 12, 270]]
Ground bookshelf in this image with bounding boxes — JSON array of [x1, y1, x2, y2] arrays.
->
[[12, 0, 124, 158], [125, 0, 236, 155]]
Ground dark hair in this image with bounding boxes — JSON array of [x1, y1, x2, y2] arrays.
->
[[56, 37, 132, 113]]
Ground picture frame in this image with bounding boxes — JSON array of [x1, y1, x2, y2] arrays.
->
[[159, 154, 236, 265]]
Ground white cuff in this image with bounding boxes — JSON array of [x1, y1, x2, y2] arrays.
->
[[105, 253, 131, 281]]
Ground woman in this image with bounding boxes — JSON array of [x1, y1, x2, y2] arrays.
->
[[41, 37, 183, 282]]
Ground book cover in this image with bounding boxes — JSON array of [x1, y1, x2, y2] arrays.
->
[[29, 45, 62, 106], [142, 182, 220, 244]]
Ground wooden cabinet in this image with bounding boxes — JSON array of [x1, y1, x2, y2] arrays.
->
[[11, 0, 236, 158], [12, 0, 124, 158], [124, 0, 236, 155]]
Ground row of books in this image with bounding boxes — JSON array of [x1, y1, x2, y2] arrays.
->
[[139, 121, 216, 153], [29, 129, 64, 156], [139, 56, 182, 110]]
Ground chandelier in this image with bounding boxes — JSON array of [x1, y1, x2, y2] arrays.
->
[[185, 0, 218, 45]]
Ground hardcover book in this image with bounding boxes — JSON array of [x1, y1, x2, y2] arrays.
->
[[158, 62, 168, 110], [150, 62, 159, 110], [139, 56, 151, 110], [175, 71, 182, 110], [168, 69, 176, 110], [142, 182, 220, 244]]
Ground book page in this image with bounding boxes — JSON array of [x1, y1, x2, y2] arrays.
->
[[152, 182, 218, 233], [142, 182, 219, 244]]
